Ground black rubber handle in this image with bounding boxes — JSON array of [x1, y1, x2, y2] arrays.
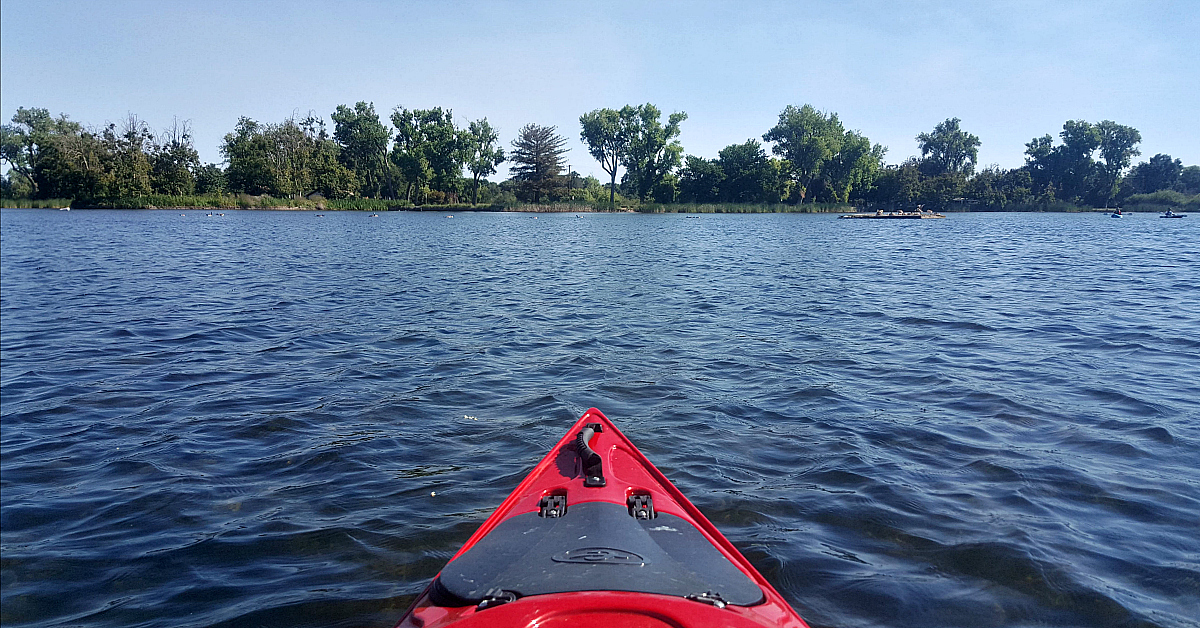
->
[[576, 423, 606, 487]]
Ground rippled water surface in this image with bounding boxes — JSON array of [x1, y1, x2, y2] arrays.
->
[[2, 208, 1198, 627]]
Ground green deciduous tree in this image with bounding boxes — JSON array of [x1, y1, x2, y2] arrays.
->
[[963, 166, 1034, 209], [332, 102, 392, 198], [509, 123, 568, 203], [677, 155, 724, 203], [1178, 165, 1200, 194], [194, 163, 227, 195], [100, 113, 155, 198], [34, 118, 106, 200], [463, 118, 504, 205], [302, 116, 360, 199], [0, 172, 21, 198], [716, 140, 777, 203], [0, 110, 45, 196], [390, 107, 462, 203], [821, 131, 885, 203], [621, 104, 686, 201], [1, 107, 83, 198], [223, 117, 276, 195], [151, 117, 200, 196], [1094, 120, 1141, 206], [868, 159, 923, 208], [651, 172, 679, 203], [579, 106, 635, 206], [1057, 119, 1101, 203], [1023, 134, 1056, 179], [764, 105, 883, 204], [222, 114, 357, 199], [1124, 154, 1182, 195], [763, 104, 842, 204], [1023, 119, 1140, 206], [390, 108, 431, 202], [916, 117, 981, 176], [1024, 122, 1096, 203]]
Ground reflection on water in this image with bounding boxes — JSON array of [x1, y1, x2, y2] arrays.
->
[[2, 209, 1198, 627]]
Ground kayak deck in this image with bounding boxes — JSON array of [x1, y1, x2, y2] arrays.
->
[[396, 408, 809, 628], [430, 496, 765, 607]]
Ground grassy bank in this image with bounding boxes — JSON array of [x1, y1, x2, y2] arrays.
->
[[961, 201, 1093, 212], [7, 194, 415, 211], [496, 201, 626, 213], [1, 198, 73, 208], [637, 202, 853, 213], [960, 192, 1199, 213], [1120, 191, 1200, 213], [75, 194, 400, 210], [480, 200, 854, 213], [325, 198, 411, 211]]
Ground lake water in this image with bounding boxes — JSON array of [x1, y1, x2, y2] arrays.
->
[[2, 208, 1198, 628]]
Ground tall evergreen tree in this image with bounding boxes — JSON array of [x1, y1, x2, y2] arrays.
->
[[509, 123, 568, 203]]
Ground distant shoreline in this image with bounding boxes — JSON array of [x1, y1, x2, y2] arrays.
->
[[2, 204, 1184, 214]]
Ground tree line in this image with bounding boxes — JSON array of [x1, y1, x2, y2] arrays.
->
[[3, 103, 1197, 210]]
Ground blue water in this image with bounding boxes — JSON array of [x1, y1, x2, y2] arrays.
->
[[2, 208, 1198, 628]]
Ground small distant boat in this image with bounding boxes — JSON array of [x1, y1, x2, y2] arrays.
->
[[1161, 210, 1186, 218], [1110, 209, 1123, 218]]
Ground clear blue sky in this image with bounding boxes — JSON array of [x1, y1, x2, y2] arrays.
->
[[3, 0, 1197, 180]]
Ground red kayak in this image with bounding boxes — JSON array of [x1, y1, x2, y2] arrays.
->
[[396, 408, 810, 627]]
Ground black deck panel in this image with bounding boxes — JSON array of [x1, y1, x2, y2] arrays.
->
[[430, 501, 765, 607]]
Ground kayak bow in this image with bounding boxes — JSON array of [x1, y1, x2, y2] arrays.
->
[[396, 408, 810, 628]]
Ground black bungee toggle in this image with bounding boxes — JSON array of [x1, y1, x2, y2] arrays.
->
[[686, 591, 728, 608], [476, 588, 518, 610], [576, 423, 606, 487]]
